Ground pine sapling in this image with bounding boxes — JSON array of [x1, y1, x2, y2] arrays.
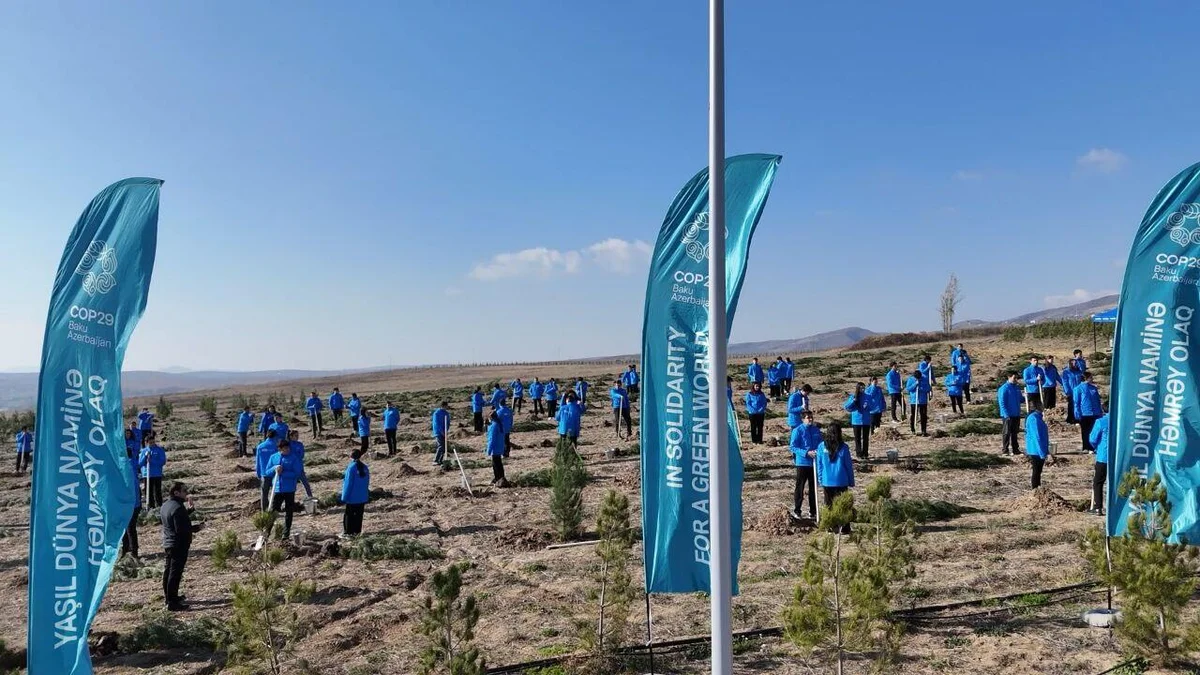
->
[[418, 563, 486, 675], [549, 436, 586, 541], [578, 489, 636, 658], [225, 546, 314, 675]]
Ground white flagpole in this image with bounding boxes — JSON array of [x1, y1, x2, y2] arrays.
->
[[708, 0, 732, 672]]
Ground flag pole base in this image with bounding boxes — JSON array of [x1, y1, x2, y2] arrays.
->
[[1083, 608, 1120, 628]]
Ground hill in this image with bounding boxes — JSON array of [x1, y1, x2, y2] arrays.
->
[[727, 326, 877, 355], [955, 294, 1117, 329]]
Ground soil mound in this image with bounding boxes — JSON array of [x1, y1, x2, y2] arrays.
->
[[395, 463, 421, 477], [614, 464, 640, 489], [495, 527, 554, 552], [749, 506, 796, 536], [1013, 487, 1074, 516]]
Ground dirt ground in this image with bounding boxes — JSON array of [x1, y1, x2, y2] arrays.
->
[[0, 336, 1155, 674]]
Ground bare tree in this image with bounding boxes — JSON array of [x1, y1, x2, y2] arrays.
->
[[940, 274, 962, 334]]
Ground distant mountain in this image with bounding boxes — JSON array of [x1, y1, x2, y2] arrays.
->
[[954, 294, 1118, 329], [728, 327, 878, 356]]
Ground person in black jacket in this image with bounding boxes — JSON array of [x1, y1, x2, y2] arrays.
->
[[160, 482, 202, 611]]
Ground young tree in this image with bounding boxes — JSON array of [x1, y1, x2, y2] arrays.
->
[[1083, 470, 1200, 664], [578, 490, 636, 658], [549, 436, 586, 541], [782, 491, 854, 675], [155, 396, 174, 420], [939, 273, 962, 334], [418, 563, 485, 675], [225, 547, 315, 675]]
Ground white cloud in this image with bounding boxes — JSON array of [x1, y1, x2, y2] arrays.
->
[[1043, 288, 1117, 308], [1076, 148, 1128, 174], [953, 169, 983, 182], [468, 238, 649, 282]]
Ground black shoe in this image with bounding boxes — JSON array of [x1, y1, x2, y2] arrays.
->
[[166, 602, 190, 612]]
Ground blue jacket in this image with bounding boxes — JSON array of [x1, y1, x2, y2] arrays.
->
[[288, 440, 305, 465], [511, 380, 524, 398], [918, 362, 934, 383], [341, 460, 371, 504], [348, 397, 362, 416], [357, 414, 371, 438], [382, 407, 400, 431], [998, 382, 1023, 418], [15, 431, 32, 454], [486, 421, 506, 456], [744, 390, 769, 415], [865, 385, 886, 414], [905, 376, 930, 405], [130, 426, 142, 448], [622, 370, 640, 387], [470, 392, 485, 413], [786, 391, 809, 428], [138, 445, 167, 478], [950, 348, 961, 367], [815, 443, 855, 488], [747, 363, 764, 384], [1091, 414, 1110, 463], [432, 408, 450, 437], [790, 424, 822, 467], [727, 385, 733, 406], [782, 361, 795, 379], [257, 412, 272, 434], [944, 373, 962, 397], [1023, 365, 1046, 394], [329, 392, 345, 410], [237, 411, 254, 434], [958, 356, 973, 383], [529, 381, 544, 399], [1076, 356, 1088, 373], [1042, 364, 1061, 388], [843, 394, 870, 426], [256, 439, 279, 477], [1061, 368, 1082, 395], [1025, 412, 1049, 459], [885, 369, 902, 394], [137, 411, 154, 432], [767, 364, 781, 386], [125, 435, 138, 458], [575, 381, 588, 398], [306, 396, 323, 413], [269, 421, 290, 442], [1074, 383, 1103, 418], [557, 401, 583, 436], [266, 451, 302, 493], [128, 455, 141, 504], [611, 387, 630, 410], [544, 382, 559, 401], [490, 387, 507, 408], [497, 405, 514, 433]]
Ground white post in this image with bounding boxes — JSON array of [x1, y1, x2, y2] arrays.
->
[[708, 0, 732, 672]]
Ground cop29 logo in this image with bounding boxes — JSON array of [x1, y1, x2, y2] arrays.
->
[[681, 211, 730, 264], [75, 240, 118, 296], [1166, 203, 1200, 246]]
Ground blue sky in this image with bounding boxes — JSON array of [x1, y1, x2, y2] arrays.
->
[[0, 2, 1188, 371]]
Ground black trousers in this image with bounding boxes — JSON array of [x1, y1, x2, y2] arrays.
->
[[237, 432, 249, 457], [963, 381, 972, 402], [822, 487, 851, 533], [1093, 462, 1107, 511], [1030, 456, 1045, 489], [15, 452, 29, 473], [350, 415, 359, 434], [1026, 391, 1042, 411], [473, 411, 484, 432], [385, 429, 397, 455], [491, 455, 505, 483], [514, 396, 524, 413], [559, 433, 579, 448], [1002, 418, 1020, 454], [949, 395, 964, 414], [1080, 416, 1098, 452], [360, 435, 370, 454], [853, 425, 870, 458], [890, 393, 905, 421], [147, 477, 163, 508], [503, 434, 511, 458], [434, 435, 447, 464], [260, 478, 272, 511], [309, 412, 324, 437], [909, 404, 928, 435], [1066, 396, 1076, 425], [870, 412, 882, 433], [533, 399, 544, 415], [793, 465, 816, 517], [781, 378, 792, 394], [332, 409, 343, 423], [1043, 387, 1057, 410], [343, 503, 365, 535], [547, 400, 558, 417], [122, 507, 140, 558], [270, 491, 296, 537], [769, 383, 781, 399], [163, 546, 188, 605], [613, 408, 633, 438], [748, 413, 765, 444], [628, 383, 639, 400]]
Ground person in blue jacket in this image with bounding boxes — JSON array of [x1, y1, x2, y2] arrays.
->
[[950, 343, 962, 369], [485, 410, 508, 487], [1089, 412, 1109, 514], [511, 378, 525, 414], [329, 387, 346, 426], [529, 379, 545, 416], [744, 382, 769, 444], [790, 410, 822, 519], [917, 356, 935, 402], [348, 394, 363, 432], [545, 380, 560, 417], [811, 422, 855, 534], [341, 449, 371, 536], [844, 383, 872, 459], [236, 406, 254, 458], [382, 402, 401, 457], [1073, 349, 1088, 374], [944, 367, 964, 414], [865, 376, 886, 433], [782, 357, 795, 396], [622, 365, 640, 401], [557, 391, 584, 447], [256, 430, 280, 511], [139, 437, 168, 508], [726, 376, 734, 407], [1022, 356, 1046, 411], [1025, 407, 1051, 489], [1041, 356, 1061, 410], [432, 402, 451, 465], [357, 409, 372, 455], [489, 384, 507, 411], [122, 443, 141, 558], [957, 349, 974, 402], [305, 391, 325, 439], [129, 420, 143, 451], [497, 400, 514, 458], [574, 378, 589, 409], [138, 408, 154, 445], [747, 358, 765, 387], [1062, 360, 1083, 425], [1074, 371, 1104, 453], [470, 387, 486, 432], [286, 430, 314, 501], [611, 380, 633, 440], [998, 373, 1024, 455], [257, 406, 273, 438], [264, 441, 302, 539], [786, 384, 809, 429], [886, 362, 906, 422], [905, 370, 930, 436], [767, 360, 782, 401], [269, 414, 290, 449], [14, 426, 33, 474]]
